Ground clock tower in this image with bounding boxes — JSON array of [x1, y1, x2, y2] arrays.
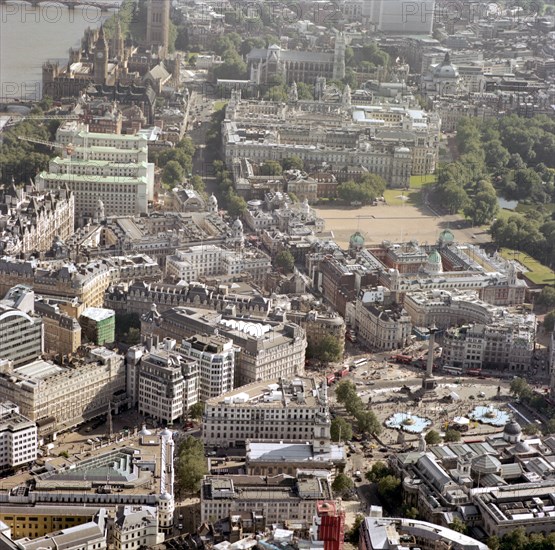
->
[[94, 25, 108, 85], [146, 0, 170, 58]]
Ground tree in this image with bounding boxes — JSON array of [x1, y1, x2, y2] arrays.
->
[[484, 140, 510, 171], [464, 189, 498, 225], [499, 527, 528, 550], [425, 430, 442, 445], [510, 377, 533, 400], [176, 136, 196, 157], [544, 311, 555, 332], [523, 423, 539, 435], [335, 380, 358, 403], [189, 175, 205, 192], [346, 514, 364, 544], [175, 436, 207, 495], [439, 182, 469, 214], [338, 174, 387, 205], [282, 156, 304, 171], [449, 518, 468, 535], [308, 335, 342, 363], [366, 461, 391, 482], [275, 249, 295, 273], [487, 535, 500, 550], [377, 475, 400, 501], [544, 418, 555, 434], [260, 160, 283, 176], [332, 473, 354, 495], [357, 410, 382, 436], [189, 401, 205, 420], [402, 506, 419, 519], [538, 286, 555, 308], [162, 160, 184, 186], [296, 82, 314, 100], [226, 193, 247, 218], [264, 84, 288, 102], [330, 417, 353, 442], [444, 429, 462, 442], [345, 398, 364, 418]]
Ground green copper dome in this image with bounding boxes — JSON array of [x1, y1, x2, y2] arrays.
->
[[439, 229, 455, 243], [350, 231, 365, 247]]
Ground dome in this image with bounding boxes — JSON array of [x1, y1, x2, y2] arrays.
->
[[139, 424, 152, 436], [232, 218, 243, 231], [350, 231, 365, 247], [514, 441, 531, 454], [427, 250, 442, 264], [504, 421, 522, 436], [439, 229, 455, 244], [433, 53, 459, 79], [160, 427, 172, 438], [159, 492, 172, 501]]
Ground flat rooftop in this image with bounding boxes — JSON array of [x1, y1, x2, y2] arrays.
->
[[16, 360, 63, 380], [206, 377, 322, 408], [247, 441, 344, 463]]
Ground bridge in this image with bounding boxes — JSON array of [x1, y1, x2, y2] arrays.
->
[[0, 0, 120, 11]]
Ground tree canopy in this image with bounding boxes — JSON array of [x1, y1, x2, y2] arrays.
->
[[338, 174, 387, 205], [332, 473, 354, 495], [425, 430, 442, 445], [175, 436, 207, 495], [444, 429, 462, 443], [307, 335, 342, 363], [330, 417, 353, 442], [510, 377, 533, 400], [162, 160, 184, 186], [275, 249, 295, 273], [334, 380, 382, 436], [434, 116, 555, 269], [188, 401, 205, 420]]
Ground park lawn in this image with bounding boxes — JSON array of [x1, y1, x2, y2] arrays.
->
[[383, 188, 421, 206], [494, 208, 518, 222], [515, 202, 555, 215], [214, 101, 228, 112], [410, 174, 436, 189], [499, 248, 555, 285]]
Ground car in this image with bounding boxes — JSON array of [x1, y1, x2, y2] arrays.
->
[[207, 450, 217, 456], [179, 513, 183, 520], [355, 470, 361, 477], [178, 523, 183, 530]]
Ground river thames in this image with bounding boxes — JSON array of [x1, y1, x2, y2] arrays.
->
[[0, 1, 116, 99]]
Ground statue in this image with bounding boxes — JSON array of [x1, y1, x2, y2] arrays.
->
[[418, 432, 427, 452], [96, 199, 105, 223]]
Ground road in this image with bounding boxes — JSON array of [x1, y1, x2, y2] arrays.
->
[[185, 88, 220, 194]]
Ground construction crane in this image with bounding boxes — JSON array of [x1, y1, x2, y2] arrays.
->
[[17, 135, 75, 156], [10, 113, 81, 121]]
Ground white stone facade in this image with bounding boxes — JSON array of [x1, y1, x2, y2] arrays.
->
[[0, 402, 37, 469], [37, 123, 154, 224]]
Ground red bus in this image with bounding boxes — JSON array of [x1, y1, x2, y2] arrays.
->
[[467, 369, 482, 376], [326, 374, 336, 386], [336, 368, 349, 378]]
